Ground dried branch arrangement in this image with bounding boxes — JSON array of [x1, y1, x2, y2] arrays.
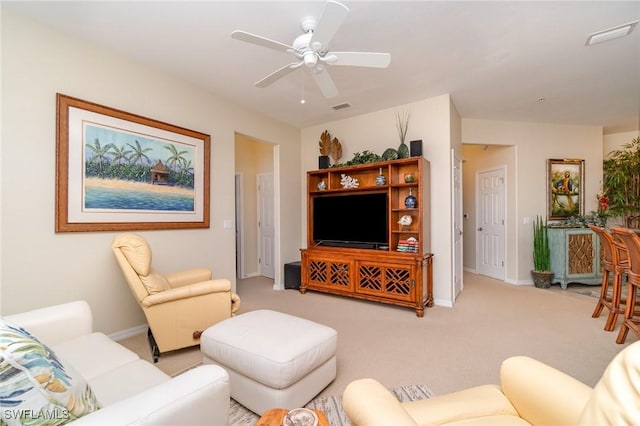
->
[[395, 109, 411, 144]]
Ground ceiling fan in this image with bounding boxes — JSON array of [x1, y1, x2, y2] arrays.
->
[[231, 0, 391, 99]]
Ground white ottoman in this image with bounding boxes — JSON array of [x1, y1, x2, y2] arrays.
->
[[200, 309, 337, 415]]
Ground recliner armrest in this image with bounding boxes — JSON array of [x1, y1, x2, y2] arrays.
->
[[3, 300, 92, 346], [343, 378, 419, 426], [71, 365, 230, 425], [165, 268, 212, 287], [141, 279, 231, 307], [501, 356, 592, 426]]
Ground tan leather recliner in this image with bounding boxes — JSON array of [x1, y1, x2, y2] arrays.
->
[[343, 340, 640, 425], [111, 233, 240, 362]]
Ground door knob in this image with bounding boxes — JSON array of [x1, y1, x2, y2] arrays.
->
[[477, 227, 483, 231]]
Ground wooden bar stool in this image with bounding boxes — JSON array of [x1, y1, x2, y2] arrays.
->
[[589, 225, 629, 331], [610, 226, 640, 343]]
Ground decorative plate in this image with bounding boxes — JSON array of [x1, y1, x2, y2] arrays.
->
[[283, 408, 318, 426], [382, 147, 398, 161]]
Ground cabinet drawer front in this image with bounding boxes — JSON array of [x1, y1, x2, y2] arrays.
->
[[567, 232, 595, 275], [356, 262, 414, 302], [308, 258, 352, 290]]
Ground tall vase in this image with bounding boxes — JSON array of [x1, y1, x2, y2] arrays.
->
[[375, 167, 386, 186], [397, 141, 409, 159]]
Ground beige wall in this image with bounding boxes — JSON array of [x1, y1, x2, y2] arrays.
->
[[3, 7, 635, 329], [301, 95, 459, 307], [462, 119, 603, 283], [235, 134, 274, 277], [603, 130, 640, 156], [0, 9, 301, 333]]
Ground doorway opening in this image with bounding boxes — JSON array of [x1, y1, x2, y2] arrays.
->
[[234, 134, 277, 281]]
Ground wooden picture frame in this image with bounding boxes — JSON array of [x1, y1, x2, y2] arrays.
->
[[56, 94, 210, 232], [547, 158, 584, 221]]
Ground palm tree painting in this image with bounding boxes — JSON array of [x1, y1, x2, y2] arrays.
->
[[83, 123, 196, 212]]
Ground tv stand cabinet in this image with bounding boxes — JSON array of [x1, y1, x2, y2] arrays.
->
[[300, 158, 433, 317]]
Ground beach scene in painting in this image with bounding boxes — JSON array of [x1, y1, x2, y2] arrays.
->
[[84, 123, 196, 212]]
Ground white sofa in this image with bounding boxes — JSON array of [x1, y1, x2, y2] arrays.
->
[[2, 300, 230, 425]]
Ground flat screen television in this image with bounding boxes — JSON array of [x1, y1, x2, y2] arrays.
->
[[312, 192, 388, 249]]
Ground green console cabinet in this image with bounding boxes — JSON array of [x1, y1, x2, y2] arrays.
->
[[548, 227, 602, 290]]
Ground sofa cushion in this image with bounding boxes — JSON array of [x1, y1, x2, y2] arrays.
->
[[579, 339, 640, 425], [403, 384, 520, 425], [51, 332, 140, 381], [0, 320, 101, 425], [88, 359, 170, 406]]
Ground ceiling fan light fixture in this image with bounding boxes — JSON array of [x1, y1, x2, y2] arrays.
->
[[303, 52, 318, 67], [585, 20, 639, 46]]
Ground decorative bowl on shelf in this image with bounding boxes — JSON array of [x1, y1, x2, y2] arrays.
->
[[404, 173, 415, 183]]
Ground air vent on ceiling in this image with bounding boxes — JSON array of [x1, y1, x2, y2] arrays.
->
[[331, 102, 351, 110], [585, 20, 639, 45]]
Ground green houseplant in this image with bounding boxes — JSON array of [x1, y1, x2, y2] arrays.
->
[[531, 215, 554, 288], [602, 136, 640, 226]]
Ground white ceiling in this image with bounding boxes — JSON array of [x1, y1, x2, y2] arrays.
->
[[4, 1, 640, 132]]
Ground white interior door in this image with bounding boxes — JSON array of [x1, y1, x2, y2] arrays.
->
[[452, 149, 464, 300], [476, 167, 506, 280], [257, 173, 275, 279]]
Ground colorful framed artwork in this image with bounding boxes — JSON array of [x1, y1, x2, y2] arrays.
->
[[547, 158, 584, 220], [56, 94, 210, 232]]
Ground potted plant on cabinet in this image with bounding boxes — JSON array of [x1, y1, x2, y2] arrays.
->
[[531, 215, 554, 288]]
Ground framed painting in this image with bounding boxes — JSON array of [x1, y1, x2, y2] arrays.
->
[[56, 93, 210, 232], [547, 158, 584, 221]]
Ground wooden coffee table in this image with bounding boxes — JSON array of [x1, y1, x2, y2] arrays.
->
[[256, 408, 329, 426]]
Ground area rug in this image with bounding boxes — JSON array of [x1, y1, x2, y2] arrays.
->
[[228, 384, 433, 426], [570, 285, 631, 300]]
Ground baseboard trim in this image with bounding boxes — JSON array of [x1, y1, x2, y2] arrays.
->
[[109, 324, 147, 342], [433, 298, 453, 308], [505, 278, 534, 285]]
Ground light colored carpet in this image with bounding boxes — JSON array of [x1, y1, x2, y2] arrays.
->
[[229, 384, 432, 426], [119, 272, 635, 402], [117, 333, 203, 377]]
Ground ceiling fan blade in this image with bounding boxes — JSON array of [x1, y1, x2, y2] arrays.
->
[[326, 52, 391, 68], [231, 30, 294, 54], [309, 0, 349, 53], [311, 66, 338, 98], [255, 62, 302, 88]]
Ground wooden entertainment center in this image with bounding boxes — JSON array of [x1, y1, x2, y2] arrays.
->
[[300, 157, 433, 317]]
